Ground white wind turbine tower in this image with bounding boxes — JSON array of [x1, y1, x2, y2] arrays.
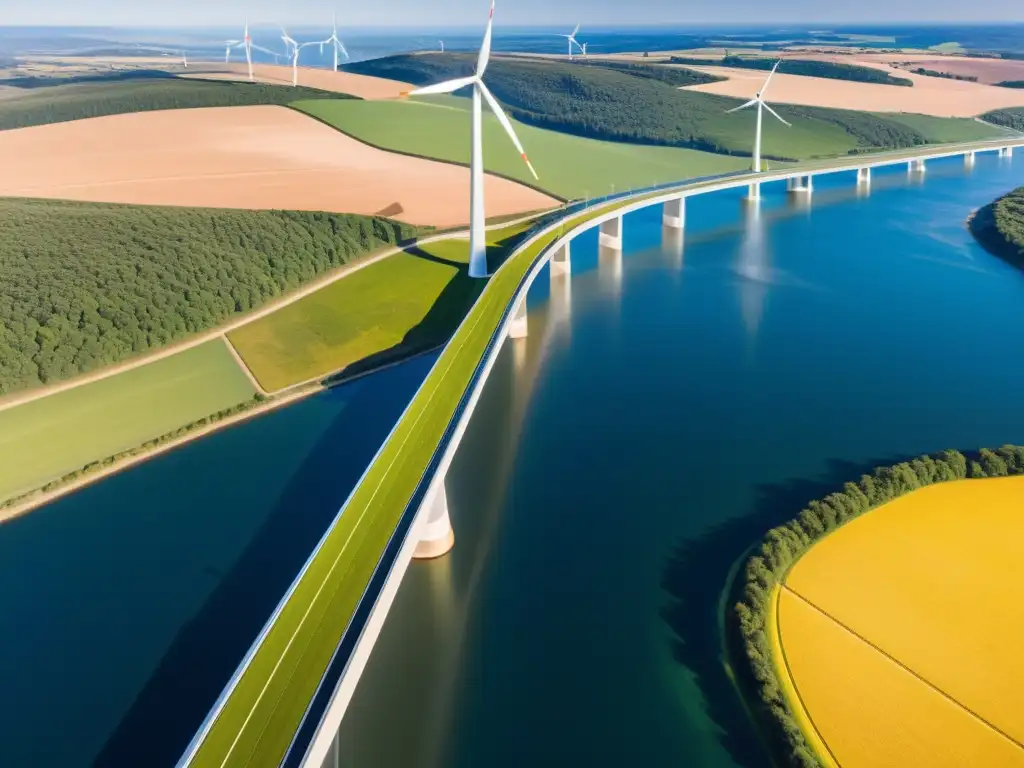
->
[[406, 0, 538, 278], [322, 12, 349, 71], [559, 24, 583, 58], [439, 40, 445, 53], [726, 60, 790, 172], [224, 20, 261, 82]]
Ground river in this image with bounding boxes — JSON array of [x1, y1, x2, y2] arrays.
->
[[0, 153, 1021, 768], [335, 152, 1024, 767]]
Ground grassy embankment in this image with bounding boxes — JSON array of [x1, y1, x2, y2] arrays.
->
[[670, 55, 915, 86], [339, 54, 1000, 164], [0, 340, 255, 504], [968, 185, 1024, 266], [734, 447, 1024, 767], [228, 220, 535, 392], [0, 73, 345, 130]]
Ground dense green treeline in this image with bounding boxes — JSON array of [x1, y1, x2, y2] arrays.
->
[[996, 80, 1024, 88], [0, 77, 346, 131], [735, 446, 1024, 768], [979, 107, 1024, 130], [556, 58, 723, 87], [911, 67, 978, 82], [669, 55, 914, 86], [344, 54, 952, 160], [969, 186, 1024, 267], [0, 199, 417, 394]]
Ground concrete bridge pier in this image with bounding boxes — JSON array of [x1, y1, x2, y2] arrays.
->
[[908, 158, 926, 174], [856, 167, 871, 186], [965, 150, 977, 167], [599, 215, 624, 250], [550, 241, 571, 276], [747, 182, 761, 200], [508, 296, 528, 339], [413, 480, 454, 559], [662, 196, 685, 229], [787, 175, 813, 194], [1000, 146, 1014, 158]]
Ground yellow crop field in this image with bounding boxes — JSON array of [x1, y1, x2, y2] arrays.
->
[[777, 587, 1024, 767], [786, 477, 1024, 746]]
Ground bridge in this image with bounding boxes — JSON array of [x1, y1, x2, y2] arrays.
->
[[177, 137, 1023, 768]]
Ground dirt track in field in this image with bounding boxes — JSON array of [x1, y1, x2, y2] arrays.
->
[[0, 104, 556, 226]]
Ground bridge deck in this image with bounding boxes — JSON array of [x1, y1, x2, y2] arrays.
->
[[180, 137, 1024, 768]]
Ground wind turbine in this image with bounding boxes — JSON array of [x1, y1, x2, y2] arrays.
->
[[224, 19, 257, 82], [323, 12, 349, 71], [726, 60, 790, 173], [439, 40, 445, 53], [405, 0, 538, 279], [559, 24, 583, 59]]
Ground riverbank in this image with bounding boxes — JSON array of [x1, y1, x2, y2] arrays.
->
[[967, 185, 1024, 267], [736, 447, 1024, 767]]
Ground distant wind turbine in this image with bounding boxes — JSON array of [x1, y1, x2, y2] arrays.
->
[[726, 60, 790, 173], [224, 19, 258, 82], [281, 26, 336, 85], [439, 39, 445, 53], [323, 12, 349, 71], [404, 0, 538, 278], [559, 23, 583, 59]]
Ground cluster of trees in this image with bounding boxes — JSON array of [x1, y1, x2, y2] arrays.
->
[[970, 186, 1024, 267], [735, 446, 1024, 767], [980, 107, 1024, 130], [564, 58, 722, 87], [670, 55, 914, 86], [0, 199, 417, 394], [996, 80, 1024, 88], [346, 54, 935, 159], [0, 76, 344, 131], [912, 67, 978, 82]]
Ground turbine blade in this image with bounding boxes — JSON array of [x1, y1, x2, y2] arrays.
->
[[407, 75, 478, 97], [572, 23, 580, 37], [477, 0, 495, 76], [762, 101, 791, 126], [726, 98, 758, 113], [479, 81, 538, 180], [761, 59, 782, 97]]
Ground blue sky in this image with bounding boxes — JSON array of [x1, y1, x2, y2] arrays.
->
[[6, 0, 1024, 26]]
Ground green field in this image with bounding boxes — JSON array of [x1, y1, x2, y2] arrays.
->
[[292, 98, 753, 199], [229, 223, 532, 392], [339, 54, 993, 162], [878, 113, 1008, 144], [0, 198, 415, 396], [0, 339, 254, 502], [0, 75, 347, 131]]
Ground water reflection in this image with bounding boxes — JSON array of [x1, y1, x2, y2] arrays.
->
[[736, 200, 770, 346], [661, 226, 685, 272], [598, 245, 623, 298]]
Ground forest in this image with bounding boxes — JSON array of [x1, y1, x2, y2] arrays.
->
[[980, 106, 1024, 129], [344, 54, 934, 159], [996, 80, 1024, 88], [0, 199, 417, 394], [669, 55, 914, 86], [969, 185, 1024, 267], [911, 67, 978, 81], [735, 446, 1024, 768], [0, 76, 344, 131]]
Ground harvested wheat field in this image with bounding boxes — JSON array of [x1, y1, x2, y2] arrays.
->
[[826, 53, 1024, 85], [186, 62, 412, 100], [0, 105, 556, 226], [778, 588, 1024, 768], [684, 64, 1024, 116], [777, 477, 1024, 766]]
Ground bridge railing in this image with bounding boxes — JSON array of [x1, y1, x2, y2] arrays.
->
[[180, 136, 1024, 768]]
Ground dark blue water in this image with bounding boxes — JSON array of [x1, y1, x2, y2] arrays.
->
[[337, 153, 1024, 767], [0, 354, 435, 768]]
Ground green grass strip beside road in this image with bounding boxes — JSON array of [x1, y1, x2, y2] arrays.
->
[[186, 137, 1024, 768]]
